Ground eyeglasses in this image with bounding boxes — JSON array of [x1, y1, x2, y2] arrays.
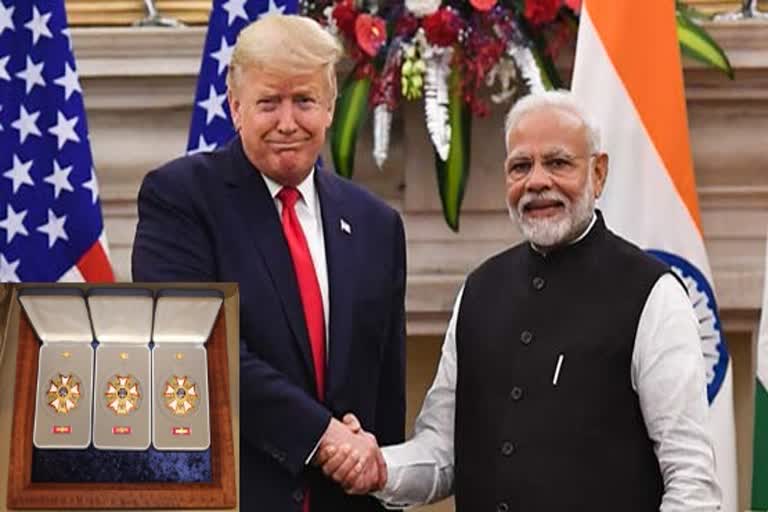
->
[[504, 153, 596, 180]]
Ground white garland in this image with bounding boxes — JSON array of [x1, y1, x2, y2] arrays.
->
[[486, 57, 518, 104], [372, 105, 393, 169], [405, 0, 441, 17], [508, 43, 546, 94], [422, 41, 453, 162]]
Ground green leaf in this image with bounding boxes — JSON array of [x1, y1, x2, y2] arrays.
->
[[329, 72, 371, 178], [435, 65, 471, 232], [515, 16, 563, 90], [529, 42, 561, 91], [676, 7, 734, 79]]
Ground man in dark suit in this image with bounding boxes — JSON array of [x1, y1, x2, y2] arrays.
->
[[132, 14, 405, 512]]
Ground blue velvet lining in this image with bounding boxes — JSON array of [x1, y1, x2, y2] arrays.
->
[[31, 446, 211, 483]]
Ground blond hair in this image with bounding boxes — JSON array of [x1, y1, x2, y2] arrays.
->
[[226, 15, 343, 101]]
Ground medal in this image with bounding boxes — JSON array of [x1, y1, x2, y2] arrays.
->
[[163, 375, 198, 416], [105, 375, 141, 415], [47, 373, 81, 414]]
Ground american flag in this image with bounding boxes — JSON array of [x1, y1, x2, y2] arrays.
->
[[0, 0, 113, 282], [187, 0, 298, 154]]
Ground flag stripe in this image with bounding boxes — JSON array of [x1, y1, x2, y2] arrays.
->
[[574, 2, 737, 510], [0, 0, 114, 283], [752, 379, 768, 507], [75, 239, 114, 282], [585, 1, 702, 232]]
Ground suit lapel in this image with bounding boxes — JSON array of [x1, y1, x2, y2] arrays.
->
[[223, 139, 316, 388], [315, 166, 355, 401]]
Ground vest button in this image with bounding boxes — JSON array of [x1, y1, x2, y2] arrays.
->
[[292, 489, 304, 503], [510, 386, 523, 401], [520, 331, 533, 345], [500, 441, 515, 456], [497, 501, 510, 512], [532, 276, 545, 290]]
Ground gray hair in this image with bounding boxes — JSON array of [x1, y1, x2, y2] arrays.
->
[[504, 90, 602, 154]]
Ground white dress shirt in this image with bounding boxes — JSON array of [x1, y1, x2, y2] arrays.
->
[[376, 219, 722, 511], [261, 170, 332, 465], [261, 170, 330, 343]]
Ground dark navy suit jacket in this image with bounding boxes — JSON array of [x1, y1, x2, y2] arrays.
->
[[132, 138, 406, 511]]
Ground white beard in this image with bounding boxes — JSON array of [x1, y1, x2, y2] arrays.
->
[[509, 173, 596, 249]]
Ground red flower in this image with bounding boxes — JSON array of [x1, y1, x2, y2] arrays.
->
[[564, 0, 581, 13], [355, 14, 387, 57], [470, 0, 497, 12], [524, 0, 561, 26], [394, 13, 419, 38], [422, 8, 462, 47], [332, 0, 358, 38]]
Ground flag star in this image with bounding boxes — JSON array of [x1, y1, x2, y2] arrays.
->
[[36, 209, 69, 248], [0, 3, 14, 36], [54, 62, 81, 100], [25, 6, 53, 46], [0, 254, 20, 282], [266, 0, 286, 15], [0, 55, 10, 81], [197, 85, 228, 125], [210, 37, 234, 75], [48, 111, 80, 149], [15, 56, 45, 94], [82, 168, 99, 204], [61, 28, 72, 50], [222, 0, 249, 25], [188, 134, 217, 155], [0, 204, 29, 244], [44, 160, 75, 199], [3, 155, 34, 193], [11, 105, 41, 143]]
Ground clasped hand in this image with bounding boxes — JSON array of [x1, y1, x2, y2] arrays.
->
[[313, 413, 387, 494]]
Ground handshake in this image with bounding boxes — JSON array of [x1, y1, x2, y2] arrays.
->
[[313, 413, 387, 495]]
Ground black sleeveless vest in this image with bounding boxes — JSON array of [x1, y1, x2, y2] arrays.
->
[[455, 213, 668, 512]]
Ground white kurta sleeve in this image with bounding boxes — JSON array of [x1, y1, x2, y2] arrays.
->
[[374, 288, 463, 509], [631, 273, 722, 511]]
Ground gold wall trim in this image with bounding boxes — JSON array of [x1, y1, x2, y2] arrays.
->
[[66, 0, 211, 26], [686, 0, 768, 14]]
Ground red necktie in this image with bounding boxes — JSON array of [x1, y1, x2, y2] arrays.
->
[[277, 187, 326, 400], [278, 187, 326, 512]]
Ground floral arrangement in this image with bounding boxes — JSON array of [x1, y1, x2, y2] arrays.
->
[[302, 0, 732, 230]]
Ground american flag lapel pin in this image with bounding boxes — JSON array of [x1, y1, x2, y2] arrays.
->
[[340, 218, 352, 235]]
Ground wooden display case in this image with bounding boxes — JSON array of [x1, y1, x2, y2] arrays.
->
[[5, 284, 236, 510]]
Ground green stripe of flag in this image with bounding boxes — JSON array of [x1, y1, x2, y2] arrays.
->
[[752, 378, 768, 509]]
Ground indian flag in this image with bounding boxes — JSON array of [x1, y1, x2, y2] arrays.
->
[[571, 1, 738, 511], [753, 238, 768, 509]]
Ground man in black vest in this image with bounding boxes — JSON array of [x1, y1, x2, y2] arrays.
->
[[316, 91, 721, 511]]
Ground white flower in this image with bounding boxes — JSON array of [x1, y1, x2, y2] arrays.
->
[[405, 0, 442, 17]]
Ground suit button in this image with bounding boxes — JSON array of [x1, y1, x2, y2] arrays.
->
[[510, 386, 523, 401], [497, 501, 509, 512], [532, 276, 545, 290], [500, 441, 515, 456], [520, 331, 533, 345], [292, 489, 304, 503]]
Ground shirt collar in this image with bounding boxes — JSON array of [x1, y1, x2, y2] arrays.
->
[[261, 168, 317, 213]]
